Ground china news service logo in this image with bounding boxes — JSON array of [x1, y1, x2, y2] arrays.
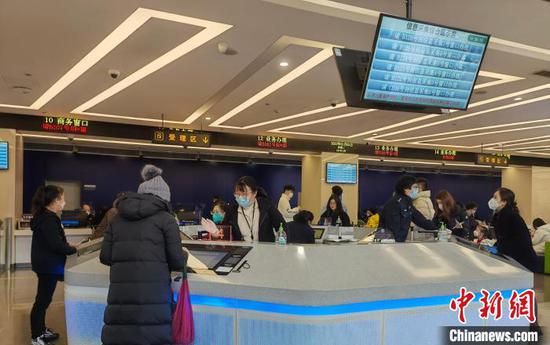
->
[[449, 287, 536, 324]]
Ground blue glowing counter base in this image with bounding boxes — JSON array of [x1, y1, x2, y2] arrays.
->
[[64, 242, 532, 345]]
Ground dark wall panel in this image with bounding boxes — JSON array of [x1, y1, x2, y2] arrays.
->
[[358, 169, 501, 221]]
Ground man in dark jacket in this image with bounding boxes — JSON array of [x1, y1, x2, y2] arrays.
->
[[379, 175, 437, 242], [287, 210, 316, 244], [100, 165, 187, 345]]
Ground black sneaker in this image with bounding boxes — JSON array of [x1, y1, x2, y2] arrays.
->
[[43, 328, 60, 341]]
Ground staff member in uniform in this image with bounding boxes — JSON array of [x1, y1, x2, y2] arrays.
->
[[379, 175, 437, 242], [226, 176, 285, 242], [30, 185, 77, 345]]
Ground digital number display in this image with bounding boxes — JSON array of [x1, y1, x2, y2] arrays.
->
[[153, 129, 211, 147]]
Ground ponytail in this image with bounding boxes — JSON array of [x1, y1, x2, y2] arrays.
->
[[32, 185, 64, 217], [497, 187, 519, 214]]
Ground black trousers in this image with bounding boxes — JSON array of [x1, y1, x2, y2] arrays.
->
[[30, 273, 58, 339]]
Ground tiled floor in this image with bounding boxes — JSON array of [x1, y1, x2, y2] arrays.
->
[[0, 269, 549, 345]]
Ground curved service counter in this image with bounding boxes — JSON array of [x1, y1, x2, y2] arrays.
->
[[64, 240, 532, 345]]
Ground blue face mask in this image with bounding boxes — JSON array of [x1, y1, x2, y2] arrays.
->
[[212, 212, 224, 224], [410, 187, 419, 200], [235, 195, 252, 208]]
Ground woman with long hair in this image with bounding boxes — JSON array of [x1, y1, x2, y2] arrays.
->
[[434, 190, 469, 238], [30, 185, 77, 345], [489, 187, 537, 271], [320, 194, 351, 226]]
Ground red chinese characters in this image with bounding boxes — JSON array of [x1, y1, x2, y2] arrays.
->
[[509, 289, 536, 323], [479, 289, 503, 320], [450, 288, 536, 324], [449, 287, 476, 324], [41, 116, 89, 134]]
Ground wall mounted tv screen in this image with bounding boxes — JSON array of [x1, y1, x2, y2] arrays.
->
[[363, 14, 490, 111], [326, 163, 357, 184], [0, 141, 8, 170]]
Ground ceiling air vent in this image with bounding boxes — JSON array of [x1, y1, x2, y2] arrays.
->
[[533, 70, 550, 78]]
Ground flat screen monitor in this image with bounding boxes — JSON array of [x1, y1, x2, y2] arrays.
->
[[333, 48, 371, 108], [326, 163, 357, 184], [0, 141, 8, 170], [363, 14, 489, 111], [312, 227, 326, 240], [188, 250, 229, 269]]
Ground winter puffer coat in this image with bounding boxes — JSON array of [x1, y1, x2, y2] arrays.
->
[[100, 192, 188, 345]]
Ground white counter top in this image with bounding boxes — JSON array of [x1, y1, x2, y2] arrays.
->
[[15, 228, 92, 265], [65, 241, 532, 306], [15, 228, 92, 236]]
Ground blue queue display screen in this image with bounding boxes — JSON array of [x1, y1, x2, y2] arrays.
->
[[0, 142, 8, 170], [363, 14, 489, 110], [326, 163, 357, 184]]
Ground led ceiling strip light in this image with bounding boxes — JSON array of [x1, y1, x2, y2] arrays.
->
[[235, 70, 519, 133], [0, 8, 232, 121], [272, 81, 538, 139], [365, 86, 550, 142], [210, 47, 335, 127]]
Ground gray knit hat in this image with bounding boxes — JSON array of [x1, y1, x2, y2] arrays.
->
[[138, 165, 171, 202]]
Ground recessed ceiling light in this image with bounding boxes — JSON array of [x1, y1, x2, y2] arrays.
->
[[205, 117, 211, 121], [372, 133, 378, 136], [514, 97, 523, 101], [279, 61, 289, 67]]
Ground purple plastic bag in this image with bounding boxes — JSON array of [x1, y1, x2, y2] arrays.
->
[[172, 279, 195, 345]]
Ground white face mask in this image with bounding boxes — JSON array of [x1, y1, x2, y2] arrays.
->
[[288, 192, 294, 199], [488, 197, 500, 211]]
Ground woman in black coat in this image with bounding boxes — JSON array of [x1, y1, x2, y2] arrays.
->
[[225, 176, 286, 243], [100, 166, 187, 345], [30, 185, 77, 345], [490, 187, 537, 272], [320, 194, 351, 226], [287, 210, 316, 244]]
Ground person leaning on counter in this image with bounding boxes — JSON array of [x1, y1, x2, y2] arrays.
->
[[379, 175, 437, 242], [226, 176, 286, 242]]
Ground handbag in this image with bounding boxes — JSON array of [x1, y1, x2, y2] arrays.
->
[[172, 271, 195, 345]]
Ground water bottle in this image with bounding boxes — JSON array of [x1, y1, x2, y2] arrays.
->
[[438, 222, 446, 242], [277, 223, 287, 245]]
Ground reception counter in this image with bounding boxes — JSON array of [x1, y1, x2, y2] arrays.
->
[[64, 241, 532, 345], [14, 227, 92, 267]]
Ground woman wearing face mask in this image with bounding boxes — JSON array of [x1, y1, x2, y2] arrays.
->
[[211, 200, 228, 225], [30, 185, 77, 345], [489, 188, 538, 272], [379, 175, 437, 242], [226, 176, 286, 242], [320, 195, 352, 226], [433, 190, 469, 239]]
